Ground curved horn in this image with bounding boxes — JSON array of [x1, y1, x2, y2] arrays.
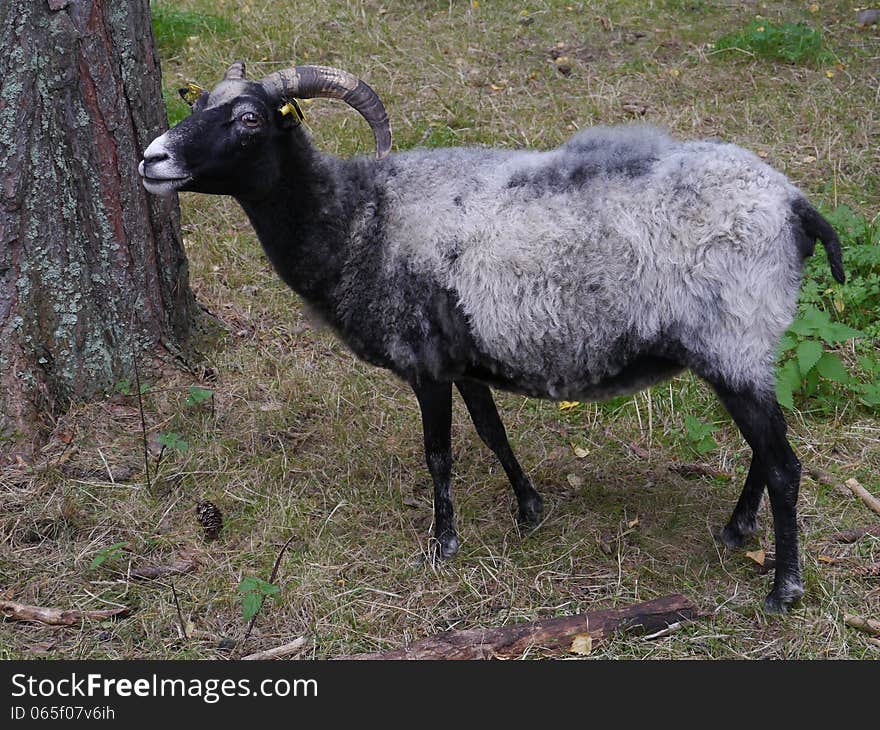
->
[[260, 65, 391, 160], [225, 60, 246, 80]]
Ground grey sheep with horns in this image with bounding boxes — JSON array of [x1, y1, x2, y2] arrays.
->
[[140, 61, 845, 613]]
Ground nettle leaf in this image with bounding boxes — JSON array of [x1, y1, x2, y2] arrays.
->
[[788, 306, 826, 337], [695, 434, 718, 455], [776, 378, 794, 410], [817, 321, 862, 345], [238, 576, 280, 622], [858, 355, 880, 375], [777, 334, 797, 353], [89, 541, 127, 570], [241, 592, 262, 623], [776, 359, 801, 409], [185, 385, 213, 407], [157, 431, 189, 453], [858, 383, 880, 407], [796, 340, 823, 375], [815, 353, 850, 383], [684, 415, 717, 454]]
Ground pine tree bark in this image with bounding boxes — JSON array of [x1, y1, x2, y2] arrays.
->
[[0, 0, 196, 459]]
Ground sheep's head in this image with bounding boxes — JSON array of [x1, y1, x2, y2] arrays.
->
[[139, 61, 391, 198]]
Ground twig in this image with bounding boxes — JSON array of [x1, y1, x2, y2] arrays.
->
[[170, 581, 188, 639], [843, 613, 880, 637], [243, 534, 299, 642], [130, 557, 199, 581], [242, 636, 308, 661], [131, 330, 151, 491], [643, 621, 682, 640], [1, 599, 129, 626], [808, 468, 853, 497], [832, 525, 880, 543], [844, 478, 880, 518]]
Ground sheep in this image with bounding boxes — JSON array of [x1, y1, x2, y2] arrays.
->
[[140, 62, 845, 613]]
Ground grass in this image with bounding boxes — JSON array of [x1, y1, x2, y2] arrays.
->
[[714, 20, 833, 65], [1, 0, 879, 660]]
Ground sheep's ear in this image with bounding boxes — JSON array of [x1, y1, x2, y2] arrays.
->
[[178, 82, 205, 107], [277, 99, 304, 128]]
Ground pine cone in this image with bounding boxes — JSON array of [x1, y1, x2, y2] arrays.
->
[[196, 500, 223, 540]]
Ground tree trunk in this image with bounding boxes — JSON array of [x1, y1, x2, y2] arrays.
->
[[0, 0, 196, 459]]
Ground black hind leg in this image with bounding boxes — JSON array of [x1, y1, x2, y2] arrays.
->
[[456, 381, 543, 526], [413, 380, 459, 559], [710, 382, 804, 613], [720, 455, 764, 548]]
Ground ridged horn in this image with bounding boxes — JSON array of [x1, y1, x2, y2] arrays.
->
[[225, 61, 246, 80], [259, 65, 391, 160]]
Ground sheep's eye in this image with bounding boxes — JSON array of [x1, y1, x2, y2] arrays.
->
[[239, 112, 261, 128]]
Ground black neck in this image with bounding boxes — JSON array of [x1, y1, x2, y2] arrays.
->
[[236, 137, 364, 318]]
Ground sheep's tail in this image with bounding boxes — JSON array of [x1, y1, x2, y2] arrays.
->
[[792, 197, 846, 284]]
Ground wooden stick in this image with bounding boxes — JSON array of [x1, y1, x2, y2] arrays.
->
[[808, 468, 853, 497], [832, 525, 880, 543], [340, 594, 698, 660], [844, 479, 880, 517], [844, 613, 880, 637], [242, 636, 308, 661], [0, 599, 129, 626], [130, 558, 198, 581], [130, 315, 151, 492]]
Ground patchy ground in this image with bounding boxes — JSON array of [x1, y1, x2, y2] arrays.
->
[[1, 0, 878, 659]]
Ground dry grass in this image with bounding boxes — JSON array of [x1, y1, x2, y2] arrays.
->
[[1, 0, 879, 660]]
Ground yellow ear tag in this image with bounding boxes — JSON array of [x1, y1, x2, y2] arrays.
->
[[279, 100, 305, 123], [183, 82, 204, 105]]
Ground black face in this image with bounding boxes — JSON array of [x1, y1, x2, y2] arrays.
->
[[140, 80, 296, 200]]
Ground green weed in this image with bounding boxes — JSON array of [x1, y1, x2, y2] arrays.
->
[[714, 21, 832, 64], [151, 2, 232, 59]]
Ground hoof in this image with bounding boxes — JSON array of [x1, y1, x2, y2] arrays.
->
[[718, 518, 758, 550], [435, 532, 459, 560], [517, 494, 544, 528], [763, 581, 804, 614]]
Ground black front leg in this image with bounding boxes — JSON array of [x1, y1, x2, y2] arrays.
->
[[720, 454, 764, 549], [413, 380, 459, 559]]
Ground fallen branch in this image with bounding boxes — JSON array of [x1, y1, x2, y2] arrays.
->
[[1, 599, 129, 626], [808, 468, 853, 497], [340, 594, 698, 660], [844, 613, 880, 637], [844, 479, 880, 518], [832, 525, 880, 543], [242, 636, 308, 661], [130, 557, 199, 581]]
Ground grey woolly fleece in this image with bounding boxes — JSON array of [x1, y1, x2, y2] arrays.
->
[[328, 125, 811, 400]]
